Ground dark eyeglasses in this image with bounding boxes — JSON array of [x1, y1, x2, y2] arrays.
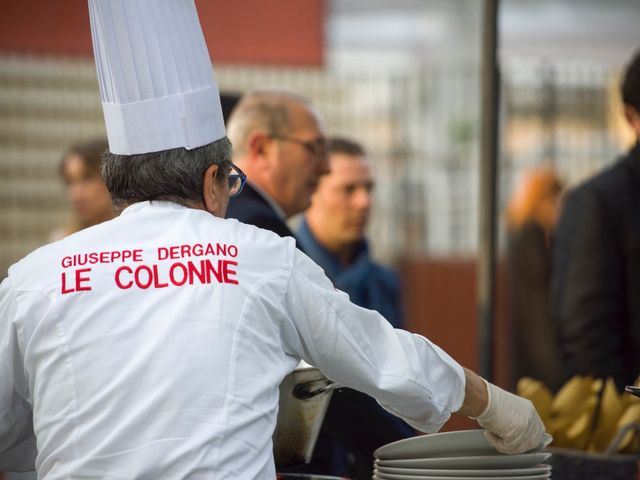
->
[[270, 134, 328, 157], [228, 163, 246, 197]]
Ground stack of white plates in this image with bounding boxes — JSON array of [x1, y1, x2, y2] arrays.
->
[[373, 430, 552, 480]]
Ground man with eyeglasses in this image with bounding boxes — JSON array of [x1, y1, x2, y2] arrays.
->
[[225, 91, 330, 247]]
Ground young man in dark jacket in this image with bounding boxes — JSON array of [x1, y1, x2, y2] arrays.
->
[[297, 137, 412, 479]]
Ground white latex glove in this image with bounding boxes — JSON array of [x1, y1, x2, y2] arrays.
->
[[473, 379, 546, 454]]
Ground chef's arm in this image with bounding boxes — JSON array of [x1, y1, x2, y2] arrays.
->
[[281, 249, 545, 454], [456, 368, 488, 417], [0, 278, 37, 471], [281, 251, 465, 433]]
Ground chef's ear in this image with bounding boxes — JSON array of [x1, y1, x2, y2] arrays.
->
[[202, 163, 223, 215]]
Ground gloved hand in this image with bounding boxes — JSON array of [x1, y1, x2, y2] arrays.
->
[[473, 378, 546, 454]]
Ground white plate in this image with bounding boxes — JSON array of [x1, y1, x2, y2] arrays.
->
[[375, 452, 551, 470], [375, 464, 551, 477], [374, 474, 550, 480], [375, 430, 553, 460]]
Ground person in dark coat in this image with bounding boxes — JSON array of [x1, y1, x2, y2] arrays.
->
[[296, 138, 413, 480], [224, 90, 330, 248], [505, 168, 564, 393], [552, 49, 640, 391]]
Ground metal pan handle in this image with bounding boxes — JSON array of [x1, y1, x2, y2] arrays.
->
[[625, 385, 640, 397], [292, 378, 342, 400]]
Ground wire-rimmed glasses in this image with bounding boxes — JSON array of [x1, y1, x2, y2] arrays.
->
[[270, 134, 328, 157], [228, 163, 246, 197]]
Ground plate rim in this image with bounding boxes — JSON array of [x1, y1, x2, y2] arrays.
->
[[375, 451, 552, 469], [375, 429, 488, 459], [375, 430, 552, 461], [374, 474, 550, 480], [374, 463, 551, 477]]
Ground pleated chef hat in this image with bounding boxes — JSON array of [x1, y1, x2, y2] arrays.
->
[[87, 0, 225, 155]]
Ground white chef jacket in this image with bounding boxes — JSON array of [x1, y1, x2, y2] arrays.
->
[[0, 201, 465, 479]]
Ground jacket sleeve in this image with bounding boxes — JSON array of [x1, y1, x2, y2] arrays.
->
[[280, 249, 465, 433], [551, 186, 624, 383], [0, 277, 37, 471]]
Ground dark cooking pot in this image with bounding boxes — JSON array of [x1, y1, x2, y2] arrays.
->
[[273, 366, 341, 469]]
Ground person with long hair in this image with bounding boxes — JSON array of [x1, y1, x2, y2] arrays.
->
[[50, 138, 115, 240], [506, 167, 565, 392]]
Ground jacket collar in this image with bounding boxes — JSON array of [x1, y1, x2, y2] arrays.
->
[[297, 217, 369, 281], [245, 182, 287, 222], [119, 200, 190, 216]]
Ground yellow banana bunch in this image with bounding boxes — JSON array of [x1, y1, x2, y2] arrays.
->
[[589, 378, 624, 452], [516, 375, 640, 452], [517, 377, 553, 424], [615, 403, 640, 452], [549, 394, 598, 448], [550, 375, 595, 419]]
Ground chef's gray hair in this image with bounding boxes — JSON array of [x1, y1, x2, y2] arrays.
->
[[101, 136, 232, 210]]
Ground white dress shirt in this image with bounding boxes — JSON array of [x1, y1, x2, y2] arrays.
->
[[0, 201, 465, 479]]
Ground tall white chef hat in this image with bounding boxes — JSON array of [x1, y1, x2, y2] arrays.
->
[[88, 0, 225, 155]]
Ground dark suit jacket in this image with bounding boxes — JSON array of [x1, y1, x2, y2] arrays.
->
[[225, 183, 303, 250], [552, 142, 640, 390]]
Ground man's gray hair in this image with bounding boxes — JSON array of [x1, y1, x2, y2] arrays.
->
[[226, 90, 311, 158], [102, 136, 232, 210]]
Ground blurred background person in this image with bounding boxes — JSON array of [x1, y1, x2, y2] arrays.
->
[[552, 49, 640, 391], [505, 167, 564, 392], [50, 138, 115, 241], [225, 90, 330, 248], [300, 137, 405, 328], [297, 137, 412, 479]]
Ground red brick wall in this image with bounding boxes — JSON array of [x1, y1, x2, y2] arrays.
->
[[0, 0, 325, 65]]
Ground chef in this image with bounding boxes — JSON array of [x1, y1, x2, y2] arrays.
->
[[0, 1, 545, 478]]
